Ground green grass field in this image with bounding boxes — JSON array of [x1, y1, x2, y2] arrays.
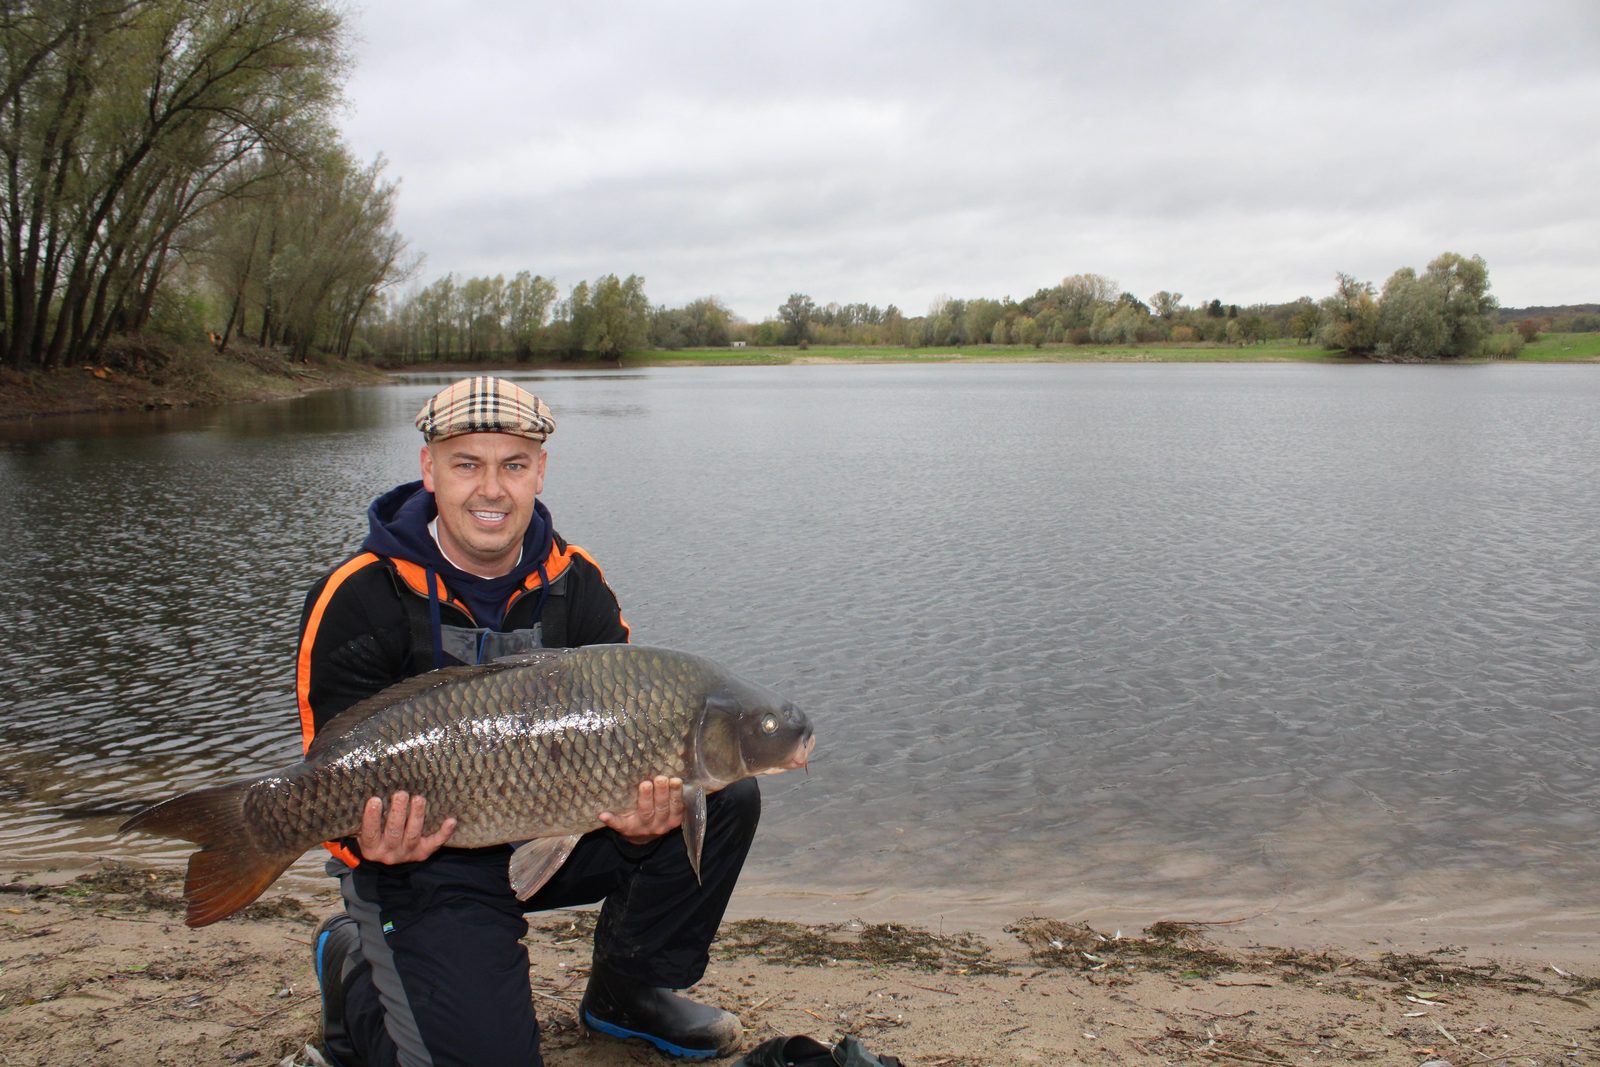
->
[[1515, 332, 1600, 362], [625, 341, 1350, 367], [624, 333, 1600, 367]]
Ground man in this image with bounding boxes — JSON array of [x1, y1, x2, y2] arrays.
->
[[299, 376, 759, 1066]]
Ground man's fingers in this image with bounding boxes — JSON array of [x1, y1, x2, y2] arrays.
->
[[403, 794, 428, 842], [636, 776, 680, 816], [360, 796, 384, 839], [384, 791, 412, 837], [424, 816, 458, 849], [597, 776, 688, 843]]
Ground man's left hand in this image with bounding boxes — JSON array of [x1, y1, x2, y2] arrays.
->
[[599, 775, 685, 844]]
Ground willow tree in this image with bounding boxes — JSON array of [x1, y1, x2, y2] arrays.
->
[[566, 274, 650, 359], [1372, 253, 1496, 361], [504, 270, 558, 357], [0, 0, 346, 369], [239, 148, 410, 361], [1318, 272, 1380, 355]]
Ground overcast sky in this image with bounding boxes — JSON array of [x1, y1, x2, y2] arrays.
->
[[340, 1, 1599, 322]]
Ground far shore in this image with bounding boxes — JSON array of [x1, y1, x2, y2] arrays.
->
[[3, 860, 1597, 1066], [4, 334, 1597, 425]]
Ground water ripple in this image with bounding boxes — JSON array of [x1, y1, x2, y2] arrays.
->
[[2, 366, 1597, 923]]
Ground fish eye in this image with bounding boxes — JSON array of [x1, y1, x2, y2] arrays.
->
[[760, 714, 778, 734]]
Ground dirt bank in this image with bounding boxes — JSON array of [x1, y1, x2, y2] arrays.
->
[[2, 863, 1596, 1066], [0, 338, 386, 421]]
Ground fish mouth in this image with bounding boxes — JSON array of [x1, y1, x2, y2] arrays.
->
[[787, 733, 816, 771]]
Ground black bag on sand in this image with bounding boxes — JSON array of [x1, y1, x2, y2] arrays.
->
[[736, 1034, 904, 1067]]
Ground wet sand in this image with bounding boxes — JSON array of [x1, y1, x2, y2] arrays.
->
[[2, 862, 1596, 1066]]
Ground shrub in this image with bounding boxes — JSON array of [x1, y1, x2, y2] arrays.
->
[[148, 286, 208, 344], [1488, 329, 1524, 359]]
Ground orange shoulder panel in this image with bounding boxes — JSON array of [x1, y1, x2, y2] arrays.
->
[[503, 539, 578, 613], [388, 557, 473, 617], [297, 552, 380, 753], [295, 552, 381, 870]]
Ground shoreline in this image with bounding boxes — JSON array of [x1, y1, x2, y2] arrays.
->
[[5, 336, 1596, 424], [3, 861, 1596, 1066], [10, 841, 1600, 970]]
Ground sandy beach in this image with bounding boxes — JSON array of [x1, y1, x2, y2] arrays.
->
[[2, 862, 1595, 1066]]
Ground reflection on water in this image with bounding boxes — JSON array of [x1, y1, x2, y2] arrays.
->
[[1, 364, 1597, 931]]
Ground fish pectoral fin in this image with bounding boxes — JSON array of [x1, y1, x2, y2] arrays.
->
[[508, 835, 583, 899], [680, 784, 708, 884]]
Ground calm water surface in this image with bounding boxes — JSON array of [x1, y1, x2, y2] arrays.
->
[[1, 364, 1596, 935]]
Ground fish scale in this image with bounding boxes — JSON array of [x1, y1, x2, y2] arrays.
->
[[121, 644, 814, 927]]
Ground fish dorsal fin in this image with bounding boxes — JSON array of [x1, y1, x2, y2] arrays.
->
[[304, 649, 579, 760]]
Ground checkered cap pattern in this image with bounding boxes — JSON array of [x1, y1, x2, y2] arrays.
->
[[414, 376, 556, 442]]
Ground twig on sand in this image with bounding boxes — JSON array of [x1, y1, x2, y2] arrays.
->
[[225, 992, 315, 1031], [904, 981, 960, 996], [1189, 1007, 1254, 1020], [530, 988, 580, 1011], [90, 910, 165, 924], [1258, 1035, 1380, 1057], [1151, 908, 1276, 930]]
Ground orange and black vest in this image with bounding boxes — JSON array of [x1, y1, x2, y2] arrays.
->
[[294, 535, 629, 866]]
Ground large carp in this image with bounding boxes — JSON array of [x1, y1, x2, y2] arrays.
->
[[121, 644, 814, 928]]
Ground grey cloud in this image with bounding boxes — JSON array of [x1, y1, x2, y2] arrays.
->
[[348, 0, 1600, 319]]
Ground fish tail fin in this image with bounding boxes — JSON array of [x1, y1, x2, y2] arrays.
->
[[120, 782, 297, 928], [180, 842, 297, 928]]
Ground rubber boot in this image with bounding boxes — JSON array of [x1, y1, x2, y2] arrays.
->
[[580, 960, 741, 1058]]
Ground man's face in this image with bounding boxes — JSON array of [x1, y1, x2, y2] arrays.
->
[[420, 432, 547, 577]]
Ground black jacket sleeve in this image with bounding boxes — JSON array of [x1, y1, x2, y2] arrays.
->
[[297, 560, 415, 737], [563, 555, 630, 647]]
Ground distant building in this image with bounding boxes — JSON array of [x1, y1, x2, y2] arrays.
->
[[731, 341, 747, 348]]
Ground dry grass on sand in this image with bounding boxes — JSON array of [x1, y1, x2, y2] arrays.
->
[[1, 863, 1597, 1065]]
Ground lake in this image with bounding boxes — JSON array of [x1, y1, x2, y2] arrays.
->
[[2, 363, 1596, 944]]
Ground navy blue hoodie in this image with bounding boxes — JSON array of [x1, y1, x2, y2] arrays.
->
[[360, 480, 554, 632]]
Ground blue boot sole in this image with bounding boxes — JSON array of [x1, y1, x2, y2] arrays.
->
[[584, 1009, 720, 1059]]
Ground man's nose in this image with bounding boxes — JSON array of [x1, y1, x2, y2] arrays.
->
[[478, 468, 507, 498]]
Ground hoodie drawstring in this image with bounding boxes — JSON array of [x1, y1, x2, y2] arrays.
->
[[426, 567, 445, 669], [531, 560, 551, 635]]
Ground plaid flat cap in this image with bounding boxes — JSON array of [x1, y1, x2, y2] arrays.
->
[[415, 376, 556, 442]]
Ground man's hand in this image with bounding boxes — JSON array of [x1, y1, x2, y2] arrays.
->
[[357, 791, 457, 864], [599, 775, 685, 845]]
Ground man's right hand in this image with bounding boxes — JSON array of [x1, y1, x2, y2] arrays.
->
[[357, 791, 457, 864]]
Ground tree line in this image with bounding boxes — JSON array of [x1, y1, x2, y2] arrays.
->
[[364, 272, 667, 363], [753, 255, 1522, 360], [1, 0, 408, 371], [364, 252, 1531, 364]]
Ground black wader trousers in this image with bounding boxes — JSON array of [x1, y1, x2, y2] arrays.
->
[[335, 778, 760, 1067]]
